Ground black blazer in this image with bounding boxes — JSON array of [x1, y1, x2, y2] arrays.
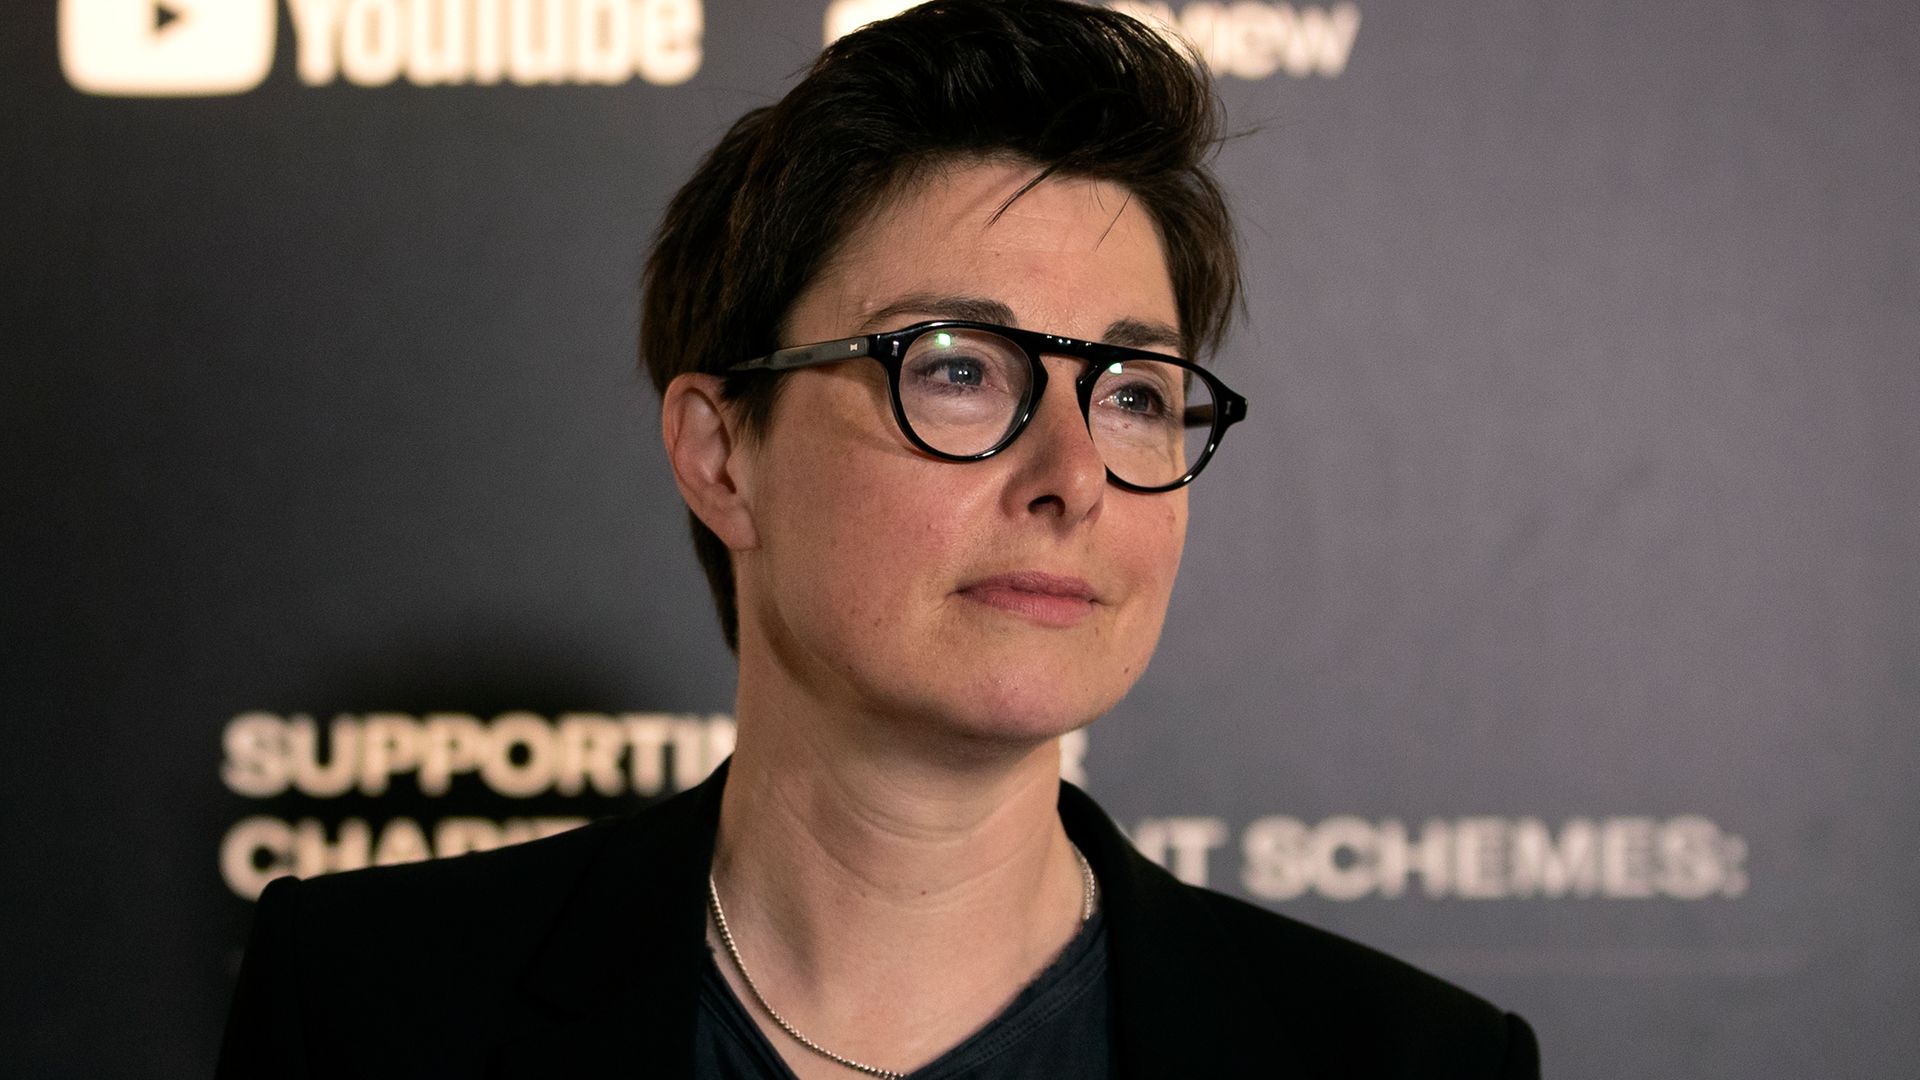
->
[[219, 762, 1539, 1078]]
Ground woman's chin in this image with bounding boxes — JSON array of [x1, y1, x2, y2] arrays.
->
[[884, 676, 1115, 754]]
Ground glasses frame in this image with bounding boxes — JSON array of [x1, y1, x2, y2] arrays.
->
[[727, 320, 1248, 493]]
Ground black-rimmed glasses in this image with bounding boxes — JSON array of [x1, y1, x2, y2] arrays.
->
[[727, 320, 1248, 492]]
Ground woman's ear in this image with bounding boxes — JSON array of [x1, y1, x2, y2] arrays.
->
[[661, 373, 760, 552]]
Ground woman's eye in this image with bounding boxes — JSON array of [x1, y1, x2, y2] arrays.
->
[[936, 358, 985, 386], [910, 354, 993, 389], [1105, 382, 1167, 415]]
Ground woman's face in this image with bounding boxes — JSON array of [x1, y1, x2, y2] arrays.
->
[[733, 159, 1188, 745]]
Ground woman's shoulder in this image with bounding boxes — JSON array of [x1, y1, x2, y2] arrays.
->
[[268, 773, 724, 933], [272, 812, 616, 918], [1163, 882, 1539, 1075], [1060, 782, 1537, 1075], [221, 785, 724, 1077], [1188, 883, 1492, 1009], [249, 814, 625, 988]]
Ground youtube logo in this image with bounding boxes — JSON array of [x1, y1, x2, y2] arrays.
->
[[60, 0, 276, 96]]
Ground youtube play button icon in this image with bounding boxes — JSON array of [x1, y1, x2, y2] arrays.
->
[[60, 0, 276, 96]]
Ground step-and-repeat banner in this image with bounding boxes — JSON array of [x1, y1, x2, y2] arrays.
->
[[5, 1, 1915, 1076]]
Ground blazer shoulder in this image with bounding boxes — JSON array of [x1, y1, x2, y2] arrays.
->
[[1184, 886, 1539, 1077], [253, 812, 626, 1005], [1193, 886, 1482, 1008], [288, 813, 621, 921], [223, 782, 725, 1078]]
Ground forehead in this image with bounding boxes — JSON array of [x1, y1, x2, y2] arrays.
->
[[784, 159, 1178, 342]]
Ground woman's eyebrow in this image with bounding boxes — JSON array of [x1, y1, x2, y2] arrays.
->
[[1101, 317, 1182, 351], [857, 293, 1014, 330], [860, 293, 1182, 352]]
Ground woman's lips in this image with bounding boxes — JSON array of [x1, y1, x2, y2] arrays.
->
[[957, 572, 1098, 628]]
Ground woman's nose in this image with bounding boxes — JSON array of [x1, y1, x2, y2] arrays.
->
[[1004, 356, 1108, 523]]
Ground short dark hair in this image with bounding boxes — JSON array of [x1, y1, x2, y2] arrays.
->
[[640, 0, 1240, 653]]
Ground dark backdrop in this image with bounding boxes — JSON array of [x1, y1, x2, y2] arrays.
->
[[5, 1, 1916, 1076]]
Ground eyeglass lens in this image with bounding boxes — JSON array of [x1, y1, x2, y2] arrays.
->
[[898, 327, 1216, 488]]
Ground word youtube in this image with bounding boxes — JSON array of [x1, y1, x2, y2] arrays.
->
[[59, 0, 704, 95]]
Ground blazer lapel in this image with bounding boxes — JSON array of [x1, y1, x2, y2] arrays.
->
[[490, 762, 730, 1078], [1060, 782, 1268, 1079]]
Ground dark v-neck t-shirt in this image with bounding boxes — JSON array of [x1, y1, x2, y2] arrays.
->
[[693, 908, 1112, 1079]]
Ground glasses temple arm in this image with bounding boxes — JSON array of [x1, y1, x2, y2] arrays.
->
[[730, 336, 873, 372]]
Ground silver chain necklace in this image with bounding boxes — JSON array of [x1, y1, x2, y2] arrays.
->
[[707, 844, 1098, 1080]]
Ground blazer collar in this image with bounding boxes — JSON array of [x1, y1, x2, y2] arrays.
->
[[1059, 782, 1265, 1078], [492, 760, 1257, 1077], [491, 761, 726, 1076]]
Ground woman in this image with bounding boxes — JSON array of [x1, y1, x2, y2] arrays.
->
[[221, 2, 1538, 1076]]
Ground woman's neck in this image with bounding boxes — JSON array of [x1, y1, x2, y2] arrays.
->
[[709, 679, 1088, 1072]]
